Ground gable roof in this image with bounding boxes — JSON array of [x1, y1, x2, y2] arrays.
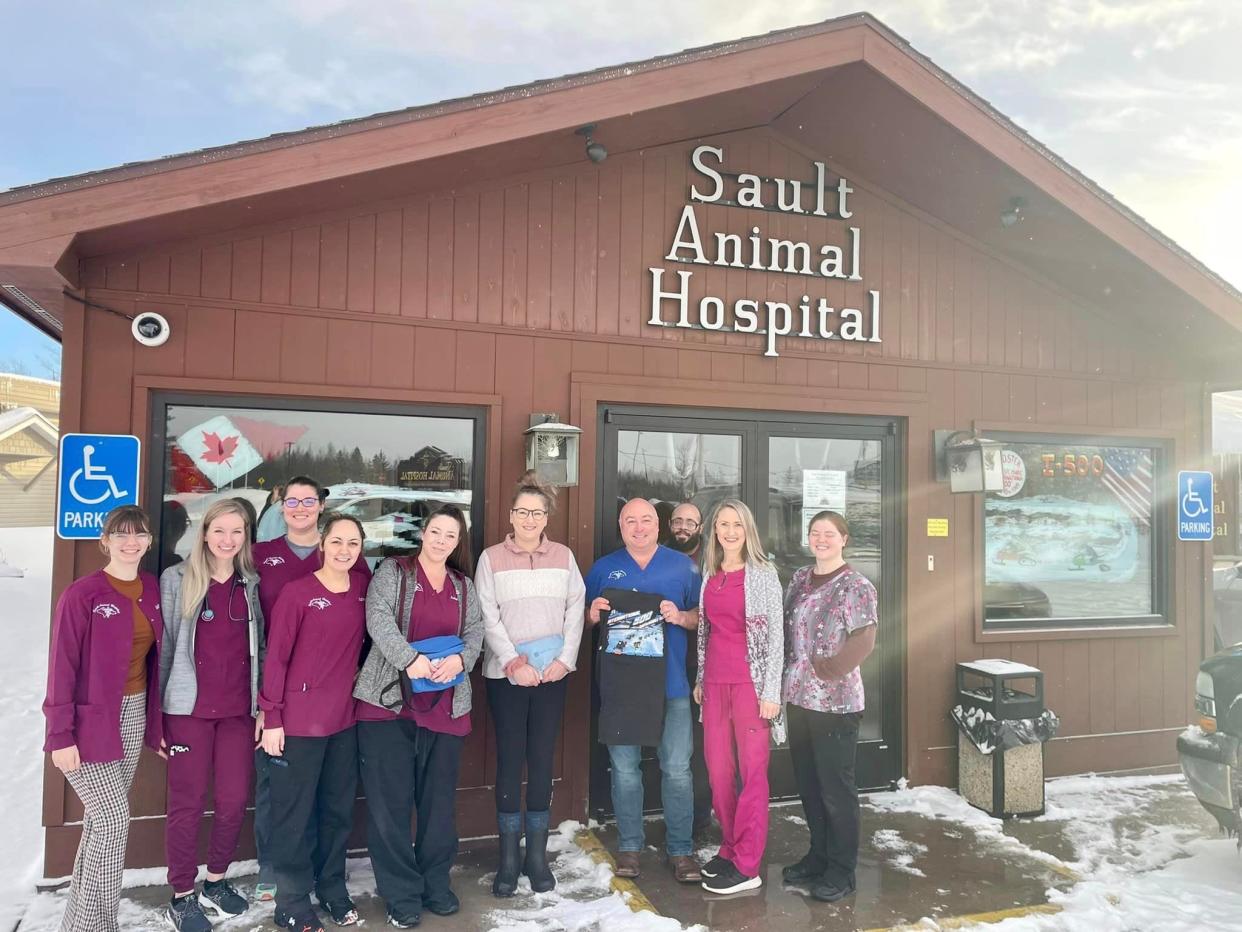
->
[[1, 12, 1239, 355], [0, 406, 58, 449]]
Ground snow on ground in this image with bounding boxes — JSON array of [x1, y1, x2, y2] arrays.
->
[[864, 778, 1074, 875], [485, 822, 705, 932], [22, 824, 706, 931], [873, 773, 1242, 932], [0, 527, 53, 932], [871, 828, 928, 877], [20, 861, 266, 932], [984, 773, 1242, 932]]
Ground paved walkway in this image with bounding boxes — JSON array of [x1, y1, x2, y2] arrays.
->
[[18, 775, 1217, 931]]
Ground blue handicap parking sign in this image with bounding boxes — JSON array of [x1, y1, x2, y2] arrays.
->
[[56, 434, 141, 539], [1177, 470, 1214, 542]]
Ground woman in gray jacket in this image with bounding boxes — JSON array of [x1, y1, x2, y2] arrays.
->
[[158, 498, 264, 932], [352, 504, 483, 928]]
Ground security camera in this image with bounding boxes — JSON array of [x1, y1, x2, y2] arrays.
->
[[131, 312, 170, 347]]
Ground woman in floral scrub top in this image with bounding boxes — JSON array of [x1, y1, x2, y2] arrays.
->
[[780, 510, 878, 904]]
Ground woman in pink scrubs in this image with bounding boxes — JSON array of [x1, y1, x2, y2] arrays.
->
[[692, 499, 784, 894]]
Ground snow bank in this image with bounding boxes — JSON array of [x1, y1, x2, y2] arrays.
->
[[987, 837, 1242, 932], [0, 527, 53, 931]]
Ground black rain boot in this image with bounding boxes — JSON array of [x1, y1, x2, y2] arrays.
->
[[493, 811, 523, 898], [523, 809, 556, 893]]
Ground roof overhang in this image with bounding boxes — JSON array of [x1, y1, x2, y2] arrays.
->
[[1, 13, 1238, 369]]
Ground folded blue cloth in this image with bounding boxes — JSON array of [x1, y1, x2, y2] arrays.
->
[[514, 634, 565, 676], [408, 635, 466, 692]]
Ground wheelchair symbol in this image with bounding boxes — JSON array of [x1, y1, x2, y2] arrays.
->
[[68, 444, 128, 505], [1181, 479, 1209, 519]]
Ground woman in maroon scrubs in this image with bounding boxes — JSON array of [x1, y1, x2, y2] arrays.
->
[[260, 513, 368, 932], [43, 505, 165, 932], [159, 498, 264, 931], [353, 505, 483, 928]]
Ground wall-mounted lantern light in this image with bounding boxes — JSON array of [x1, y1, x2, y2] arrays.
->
[[525, 414, 582, 486], [934, 430, 1004, 493]]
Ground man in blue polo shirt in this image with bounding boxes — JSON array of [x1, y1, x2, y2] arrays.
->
[[586, 498, 702, 883]]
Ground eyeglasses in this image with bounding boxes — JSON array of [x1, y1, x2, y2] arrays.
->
[[108, 532, 152, 543], [283, 497, 320, 509], [670, 518, 700, 530], [511, 508, 548, 520]]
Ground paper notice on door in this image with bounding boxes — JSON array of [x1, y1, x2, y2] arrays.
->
[[801, 469, 847, 549], [803, 469, 847, 510]]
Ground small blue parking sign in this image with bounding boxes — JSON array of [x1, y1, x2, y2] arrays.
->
[[57, 434, 141, 539], [1177, 470, 1214, 542]]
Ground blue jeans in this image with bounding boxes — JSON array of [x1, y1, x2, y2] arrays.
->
[[608, 697, 694, 857]]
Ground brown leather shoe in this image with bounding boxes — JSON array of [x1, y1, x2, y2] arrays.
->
[[614, 851, 641, 878], [669, 855, 702, 883]]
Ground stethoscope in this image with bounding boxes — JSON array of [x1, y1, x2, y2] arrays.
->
[[200, 575, 249, 623]]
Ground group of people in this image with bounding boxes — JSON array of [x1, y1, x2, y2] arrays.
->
[[42, 471, 876, 932]]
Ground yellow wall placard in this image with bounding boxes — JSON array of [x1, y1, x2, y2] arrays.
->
[[927, 518, 949, 537]]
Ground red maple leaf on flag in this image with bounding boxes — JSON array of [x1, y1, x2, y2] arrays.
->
[[201, 431, 240, 465]]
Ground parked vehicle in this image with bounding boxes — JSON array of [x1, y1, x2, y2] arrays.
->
[[1178, 643, 1242, 833]]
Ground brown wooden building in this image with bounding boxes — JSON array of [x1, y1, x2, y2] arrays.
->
[[4, 14, 1242, 876]]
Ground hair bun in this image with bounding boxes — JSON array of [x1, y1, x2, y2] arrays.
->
[[512, 469, 558, 514], [517, 469, 557, 498]]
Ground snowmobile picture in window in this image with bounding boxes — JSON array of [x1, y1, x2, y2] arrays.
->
[[1068, 543, 1110, 572], [994, 543, 1037, 567]]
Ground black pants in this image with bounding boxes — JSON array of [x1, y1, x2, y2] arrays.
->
[[357, 719, 464, 919], [786, 704, 862, 887], [486, 676, 567, 814], [269, 726, 358, 914], [686, 630, 712, 831]]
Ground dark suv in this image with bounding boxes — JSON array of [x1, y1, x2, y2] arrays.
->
[[1178, 644, 1242, 832]]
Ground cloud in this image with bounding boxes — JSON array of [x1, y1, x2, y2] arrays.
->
[[225, 50, 416, 115], [2, 0, 1239, 288]]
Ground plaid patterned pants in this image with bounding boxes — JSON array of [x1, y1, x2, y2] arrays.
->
[[59, 693, 146, 932]]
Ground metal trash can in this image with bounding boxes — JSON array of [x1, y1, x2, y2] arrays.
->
[[953, 659, 1058, 818]]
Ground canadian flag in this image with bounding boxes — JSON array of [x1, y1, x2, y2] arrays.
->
[[176, 414, 264, 488]]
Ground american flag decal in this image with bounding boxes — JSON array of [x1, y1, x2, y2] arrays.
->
[[1101, 448, 1153, 527]]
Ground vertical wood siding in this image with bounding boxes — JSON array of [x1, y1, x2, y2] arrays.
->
[[54, 126, 1208, 870]]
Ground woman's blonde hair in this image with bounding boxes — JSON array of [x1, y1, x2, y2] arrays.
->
[[700, 499, 770, 577], [180, 498, 255, 620]]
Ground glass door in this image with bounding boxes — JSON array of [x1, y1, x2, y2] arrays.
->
[[762, 427, 900, 793], [590, 406, 902, 819]]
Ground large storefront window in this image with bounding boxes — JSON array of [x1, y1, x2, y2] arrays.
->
[[983, 436, 1165, 629], [151, 395, 483, 572]]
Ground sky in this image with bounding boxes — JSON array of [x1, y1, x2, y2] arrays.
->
[[1, 0, 1240, 374]]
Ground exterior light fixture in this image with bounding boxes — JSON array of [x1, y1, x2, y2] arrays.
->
[[575, 124, 608, 163], [934, 430, 1004, 493], [1001, 196, 1027, 228], [525, 414, 582, 486]]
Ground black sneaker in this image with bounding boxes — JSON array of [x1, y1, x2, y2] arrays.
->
[[422, 889, 459, 917], [200, 878, 247, 918], [701, 863, 761, 895], [700, 854, 734, 879], [781, 854, 826, 885], [167, 894, 212, 932], [274, 906, 326, 932], [387, 910, 420, 928], [317, 896, 361, 927], [809, 874, 857, 903]]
